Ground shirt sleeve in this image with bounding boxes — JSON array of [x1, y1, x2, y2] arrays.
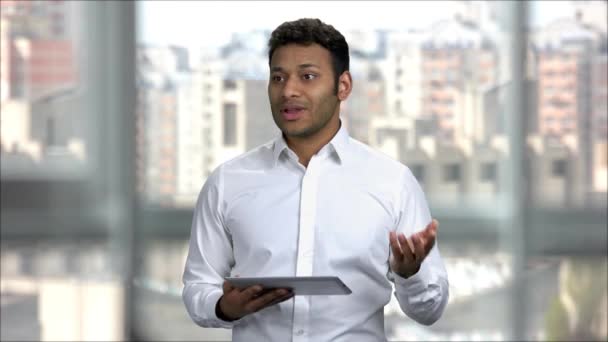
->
[[388, 167, 450, 326], [182, 165, 244, 328]]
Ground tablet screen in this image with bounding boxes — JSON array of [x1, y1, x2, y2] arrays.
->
[[225, 276, 352, 295]]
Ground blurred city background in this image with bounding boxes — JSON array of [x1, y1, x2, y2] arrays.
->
[[0, 0, 606, 341]]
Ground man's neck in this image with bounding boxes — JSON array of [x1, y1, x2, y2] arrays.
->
[[285, 119, 341, 168]]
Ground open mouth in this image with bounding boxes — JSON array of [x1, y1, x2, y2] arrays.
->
[[281, 105, 306, 121]]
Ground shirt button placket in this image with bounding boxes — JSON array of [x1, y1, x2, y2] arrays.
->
[[293, 157, 320, 342]]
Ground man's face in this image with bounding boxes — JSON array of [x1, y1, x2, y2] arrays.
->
[[268, 43, 342, 139]]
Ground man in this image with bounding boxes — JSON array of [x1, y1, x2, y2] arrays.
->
[[183, 18, 449, 341]]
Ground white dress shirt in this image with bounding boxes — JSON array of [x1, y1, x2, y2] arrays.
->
[[182, 123, 449, 342]]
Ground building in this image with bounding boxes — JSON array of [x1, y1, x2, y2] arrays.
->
[[343, 55, 386, 144], [0, 0, 77, 101], [591, 52, 607, 193], [175, 66, 205, 206], [527, 134, 585, 208], [137, 43, 278, 207], [0, 0, 80, 167], [419, 17, 498, 144], [136, 46, 182, 205], [531, 12, 607, 204], [384, 16, 499, 147]]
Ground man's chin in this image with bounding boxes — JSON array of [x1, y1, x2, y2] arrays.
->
[[282, 126, 316, 139]]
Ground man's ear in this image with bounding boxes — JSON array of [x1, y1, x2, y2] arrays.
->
[[337, 71, 353, 101]]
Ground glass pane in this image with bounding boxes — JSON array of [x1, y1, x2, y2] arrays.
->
[[1, 0, 89, 180], [135, 1, 607, 341], [527, 0, 607, 210], [524, 1, 607, 341], [1, 1, 133, 341]]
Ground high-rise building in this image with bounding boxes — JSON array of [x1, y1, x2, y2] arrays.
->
[[137, 44, 277, 206], [591, 52, 607, 192], [175, 66, 205, 206], [136, 46, 182, 205], [420, 17, 498, 143], [0, 0, 76, 101], [383, 16, 498, 147], [1, 0, 80, 168], [531, 9, 607, 204], [532, 14, 605, 139], [343, 55, 385, 144]]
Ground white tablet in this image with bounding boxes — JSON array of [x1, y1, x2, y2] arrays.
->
[[224, 276, 352, 295]]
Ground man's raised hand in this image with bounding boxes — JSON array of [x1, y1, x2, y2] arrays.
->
[[389, 219, 439, 279]]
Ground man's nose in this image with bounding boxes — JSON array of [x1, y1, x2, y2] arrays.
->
[[281, 77, 301, 98]]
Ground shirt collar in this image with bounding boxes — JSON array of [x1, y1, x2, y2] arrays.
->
[[272, 120, 351, 167], [328, 121, 350, 164]]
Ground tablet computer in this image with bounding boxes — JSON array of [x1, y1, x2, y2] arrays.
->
[[224, 276, 352, 295]]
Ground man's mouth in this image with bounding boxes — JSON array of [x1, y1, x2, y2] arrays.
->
[[281, 105, 306, 121]]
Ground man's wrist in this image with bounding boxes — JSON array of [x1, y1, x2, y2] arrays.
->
[[396, 265, 420, 279], [215, 296, 237, 322]]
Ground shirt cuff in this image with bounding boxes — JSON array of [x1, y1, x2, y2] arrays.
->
[[206, 289, 245, 328], [392, 262, 432, 293]]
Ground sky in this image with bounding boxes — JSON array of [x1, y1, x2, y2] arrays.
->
[[137, 1, 575, 51]]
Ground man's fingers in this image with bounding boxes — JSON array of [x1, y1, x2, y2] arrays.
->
[[432, 219, 439, 230], [425, 219, 437, 232], [398, 233, 415, 261], [264, 292, 295, 308], [223, 280, 236, 294], [389, 231, 404, 261], [390, 219, 439, 268], [421, 219, 438, 255], [245, 289, 290, 313], [424, 231, 436, 255], [412, 235, 425, 262], [241, 285, 263, 302]]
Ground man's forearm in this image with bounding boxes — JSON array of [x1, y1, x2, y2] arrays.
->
[[393, 262, 449, 325], [182, 283, 238, 329]]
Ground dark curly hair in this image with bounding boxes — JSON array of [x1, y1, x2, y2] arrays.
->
[[268, 18, 349, 94]]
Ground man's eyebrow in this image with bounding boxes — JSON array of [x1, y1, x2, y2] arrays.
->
[[270, 64, 321, 72], [298, 63, 320, 69]]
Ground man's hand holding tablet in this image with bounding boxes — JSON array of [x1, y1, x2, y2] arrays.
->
[[217, 276, 351, 321], [216, 280, 294, 321]]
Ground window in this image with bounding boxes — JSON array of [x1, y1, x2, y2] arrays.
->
[[1, 2, 598, 342], [1, 1, 134, 340], [552, 159, 567, 177], [223, 79, 237, 90], [480, 162, 496, 181], [443, 163, 461, 182], [223, 103, 237, 146], [411, 164, 425, 182], [129, 2, 602, 341]]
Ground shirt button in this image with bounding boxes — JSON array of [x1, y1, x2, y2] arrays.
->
[[296, 329, 304, 336]]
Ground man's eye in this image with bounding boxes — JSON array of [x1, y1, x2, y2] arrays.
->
[[303, 74, 317, 80], [271, 75, 284, 82]]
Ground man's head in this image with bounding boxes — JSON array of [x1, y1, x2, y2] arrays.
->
[[267, 18, 352, 140], [268, 18, 349, 94]]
